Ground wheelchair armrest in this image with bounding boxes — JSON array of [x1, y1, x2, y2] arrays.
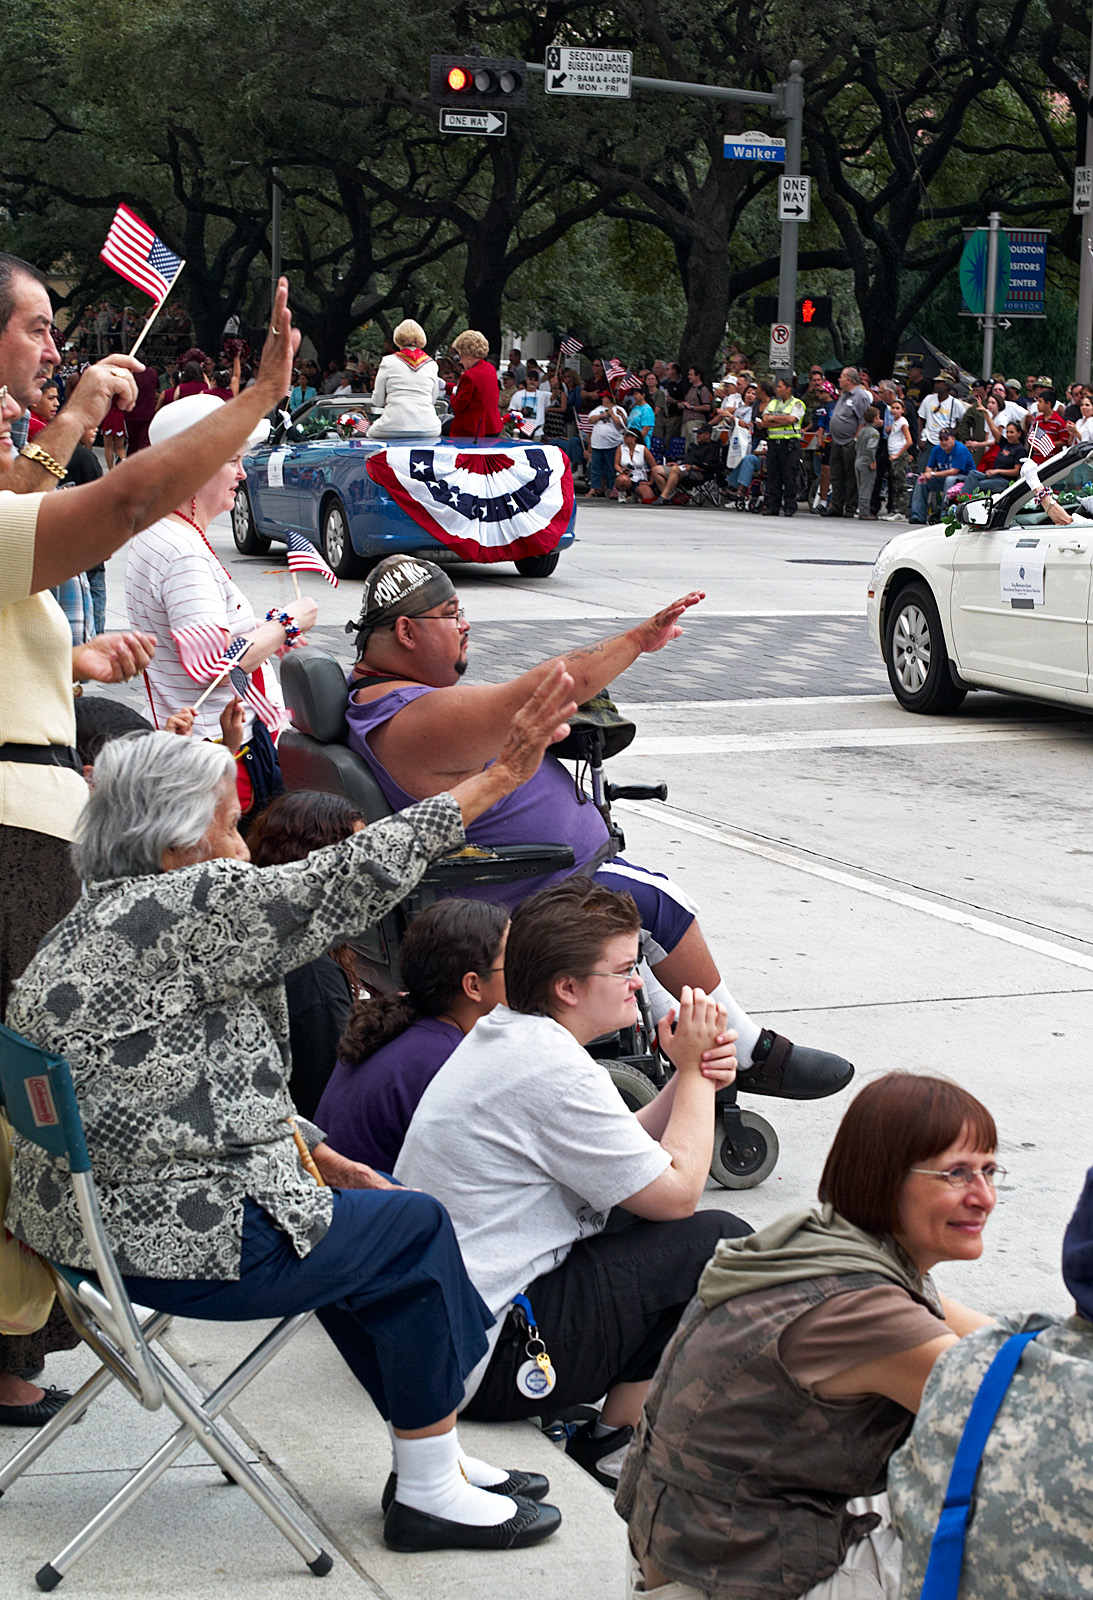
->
[[422, 843, 575, 888]]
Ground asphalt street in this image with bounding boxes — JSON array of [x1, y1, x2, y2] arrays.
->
[[15, 494, 1086, 1600]]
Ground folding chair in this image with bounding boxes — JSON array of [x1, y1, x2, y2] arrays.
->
[[649, 436, 664, 464], [0, 1022, 333, 1590], [666, 435, 687, 462]]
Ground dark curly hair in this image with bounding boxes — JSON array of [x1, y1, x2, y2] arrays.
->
[[338, 898, 508, 1066], [247, 792, 365, 986]]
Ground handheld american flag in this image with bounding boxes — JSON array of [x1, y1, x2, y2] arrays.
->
[[604, 358, 626, 383], [1026, 421, 1056, 461], [100, 205, 184, 305], [173, 623, 235, 685], [285, 529, 339, 587], [560, 336, 583, 357], [618, 373, 642, 393]]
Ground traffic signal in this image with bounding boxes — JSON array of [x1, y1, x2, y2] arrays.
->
[[752, 295, 778, 324], [430, 56, 527, 108], [797, 296, 832, 328]]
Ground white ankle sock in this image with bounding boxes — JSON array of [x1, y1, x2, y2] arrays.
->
[[639, 960, 676, 1024], [386, 1421, 507, 1489], [392, 1430, 516, 1525], [708, 981, 761, 1063]]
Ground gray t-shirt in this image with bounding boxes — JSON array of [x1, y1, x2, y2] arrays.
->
[[827, 386, 871, 445], [394, 1004, 670, 1395]]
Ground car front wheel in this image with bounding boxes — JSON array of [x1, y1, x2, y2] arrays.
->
[[514, 551, 560, 578], [320, 497, 367, 579], [231, 484, 271, 555], [884, 581, 967, 714]]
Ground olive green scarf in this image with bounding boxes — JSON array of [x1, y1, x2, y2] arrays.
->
[[698, 1203, 941, 1313]]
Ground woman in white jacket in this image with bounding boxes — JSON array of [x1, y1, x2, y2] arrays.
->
[[368, 319, 442, 439]]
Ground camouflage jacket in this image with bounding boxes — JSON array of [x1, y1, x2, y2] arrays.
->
[[889, 1312, 1093, 1600], [616, 1272, 937, 1600]]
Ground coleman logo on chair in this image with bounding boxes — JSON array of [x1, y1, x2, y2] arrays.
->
[[25, 1075, 59, 1127]]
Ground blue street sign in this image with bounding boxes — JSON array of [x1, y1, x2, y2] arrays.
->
[[723, 135, 786, 163]]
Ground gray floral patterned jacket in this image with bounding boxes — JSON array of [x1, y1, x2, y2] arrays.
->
[[6, 794, 462, 1280]]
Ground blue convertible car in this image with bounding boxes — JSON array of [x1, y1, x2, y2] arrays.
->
[[232, 398, 576, 579]]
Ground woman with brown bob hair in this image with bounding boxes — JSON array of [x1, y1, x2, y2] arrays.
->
[[619, 1072, 1002, 1600]]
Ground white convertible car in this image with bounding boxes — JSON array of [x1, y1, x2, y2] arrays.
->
[[867, 442, 1093, 714]]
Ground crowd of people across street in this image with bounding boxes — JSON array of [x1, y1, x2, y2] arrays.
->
[[1, 248, 1092, 1595]]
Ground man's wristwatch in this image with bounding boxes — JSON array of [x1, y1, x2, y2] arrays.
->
[[20, 442, 67, 481]]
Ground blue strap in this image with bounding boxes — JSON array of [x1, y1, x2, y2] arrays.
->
[[511, 1293, 536, 1333], [919, 1328, 1043, 1600]]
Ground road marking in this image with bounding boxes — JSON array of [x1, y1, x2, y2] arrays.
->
[[625, 721, 1089, 755], [616, 801, 1093, 974], [619, 694, 888, 711]]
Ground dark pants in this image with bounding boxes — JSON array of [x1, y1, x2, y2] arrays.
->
[[827, 440, 858, 515], [0, 826, 80, 1020], [869, 446, 890, 515], [764, 440, 802, 514], [461, 1208, 750, 1421], [122, 1192, 492, 1430]]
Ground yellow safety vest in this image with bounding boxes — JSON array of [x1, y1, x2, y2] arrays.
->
[[767, 395, 805, 441]]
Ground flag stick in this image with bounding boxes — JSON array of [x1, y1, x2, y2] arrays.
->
[[128, 259, 186, 360], [192, 663, 233, 711], [291, 572, 301, 601]]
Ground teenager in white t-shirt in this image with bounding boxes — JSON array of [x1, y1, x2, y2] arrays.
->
[[395, 876, 751, 1488]]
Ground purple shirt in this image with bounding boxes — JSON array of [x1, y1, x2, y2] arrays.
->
[[345, 683, 608, 910], [315, 1016, 462, 1172]]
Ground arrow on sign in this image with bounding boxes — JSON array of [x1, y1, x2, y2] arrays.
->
[[549, 73, 567, 89], [781, 204, 806, 217]]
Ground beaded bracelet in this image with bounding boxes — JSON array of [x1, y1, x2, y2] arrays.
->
[[265, 607, 301, 646], [1031, 486, 1052, 507]]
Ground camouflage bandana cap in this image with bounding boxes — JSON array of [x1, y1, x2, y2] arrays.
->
[[345, 554, 456, 653]]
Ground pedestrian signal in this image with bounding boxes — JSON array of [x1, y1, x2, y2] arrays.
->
[[796, 296, 832, 328], [430, 56, 527, 108]]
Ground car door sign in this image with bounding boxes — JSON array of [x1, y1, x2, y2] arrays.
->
[[1000, 537, 1045, 607], [267, 450, 289, 489]]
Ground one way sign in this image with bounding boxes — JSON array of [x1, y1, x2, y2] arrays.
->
[[777, 175, 811, 222]]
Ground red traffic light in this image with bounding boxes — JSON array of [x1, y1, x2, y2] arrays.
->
[[801, 298, 817, 324], [447, 65, 469, 92]]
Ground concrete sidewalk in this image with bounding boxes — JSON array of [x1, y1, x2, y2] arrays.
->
[[1, 1315, 628, 1598]]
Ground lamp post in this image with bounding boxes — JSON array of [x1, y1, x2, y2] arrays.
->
[[1075, 25, 1093, 385]]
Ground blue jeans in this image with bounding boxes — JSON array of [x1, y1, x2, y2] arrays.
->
[[589, 446, 616, 491], [961, 472, 1014, 498], [86, 564, 107, 636], [726, 453, 759, 490], [122, 1191, 492, 1430], [909, 475, 955, 523]]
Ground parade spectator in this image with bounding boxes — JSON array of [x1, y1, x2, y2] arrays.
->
[[1025, 387, 1069, 460], [157, 358, 208, 411], [654, 424, 722, 506], [644, 372, 670, 439], [890, 1161, 1093, 1598], [618, 1072, 999, 1600], [660, 361, 686, 443], [586, 391, 628, 497], [903, 363, 927, 408], [880, 399, 914, 520], [5, 704, 573, 1554], [124, 363, 161, 453], [580, 356, 612, 411], [724, 383, 762, 503], [855, 405, 880, 520], [317, 898, 509, 1173], [756, 375, 805, 517], [626, 387, 656, 443], [509, 370, 549, 438], [542, 372, 584, 471], [289, 369, 318, 411], [916, 375, 966, 467], [679, 366, 713, 444], [504, 348, 527, 386], [909, 427, 974, 523], [958, 420, 1025, 498], [822, 367, 872, 518], [1069, 392, 1093, 444], [395, 878, 751, 1488], [1021, 372, 1041, 407], [955, 387, 990, 462], [368, 320, 441, 440], [449, 330, 502, 440], [26, 377, 60, 440], [615, 427, 666, 502]]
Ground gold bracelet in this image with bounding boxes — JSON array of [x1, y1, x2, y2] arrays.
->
[[20, 442, 67, 481]]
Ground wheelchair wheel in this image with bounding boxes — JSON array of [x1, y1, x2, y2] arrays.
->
[[709, 1110, 779, 1189], [604, 1060, 659, 1112]]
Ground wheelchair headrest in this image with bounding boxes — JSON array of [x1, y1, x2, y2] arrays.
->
[[280, 651, 351, 745]]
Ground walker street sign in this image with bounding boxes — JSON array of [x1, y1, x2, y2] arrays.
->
[[778, 175, 811, 221], [544, 46, 632, 97], [723, 131, 786, 162], [439, 109, 508, 137]]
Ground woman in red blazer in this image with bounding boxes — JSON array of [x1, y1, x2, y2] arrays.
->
[[450, 330, 503, 439]]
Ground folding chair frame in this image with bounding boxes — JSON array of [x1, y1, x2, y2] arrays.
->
[[0, 1025, 333, 1589]]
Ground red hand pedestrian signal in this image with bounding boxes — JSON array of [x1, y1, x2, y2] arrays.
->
[[801, 298, 817, 324]]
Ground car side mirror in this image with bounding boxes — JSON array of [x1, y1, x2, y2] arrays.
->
[[959, 496, 993, 527]]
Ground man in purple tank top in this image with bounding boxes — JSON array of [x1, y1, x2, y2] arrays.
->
[[343, 554, 853, 1104]]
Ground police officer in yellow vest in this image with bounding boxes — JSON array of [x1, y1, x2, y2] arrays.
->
[[757, 374, 806, 517]]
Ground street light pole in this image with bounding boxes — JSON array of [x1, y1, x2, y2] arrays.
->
[[270, 166, 282, 314], [982, 211, 1000, 378], [1076, 24, 1093, 384], [774, 61, 805, 378]]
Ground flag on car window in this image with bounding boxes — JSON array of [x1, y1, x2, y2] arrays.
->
[[100, 204, 184, 304], [285, 529, 339, 587]]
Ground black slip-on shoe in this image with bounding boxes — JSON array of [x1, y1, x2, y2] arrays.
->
[[0, 1387, 75, 1428], [383, 1494, 561, 1552], [565, 1421, 634, 1489], [738, 1029, 854, 1100], [381, 1468, 550, 1514]]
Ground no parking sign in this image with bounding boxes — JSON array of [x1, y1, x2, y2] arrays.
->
[[768, 322, 791, 366]]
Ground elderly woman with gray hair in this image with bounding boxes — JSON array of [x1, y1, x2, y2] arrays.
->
[[367, 319, 442, 439], [5, 663, 578, 1555]]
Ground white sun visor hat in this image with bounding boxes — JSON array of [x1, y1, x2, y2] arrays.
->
[[147, 391, 271, 452]]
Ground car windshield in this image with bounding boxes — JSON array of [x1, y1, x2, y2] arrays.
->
[[1007, 450, 1093, 527], [288, 400, 355, 441]]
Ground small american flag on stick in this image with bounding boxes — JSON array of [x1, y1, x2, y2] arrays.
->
[[559, 336, 583, 356], [604, 358, 626, 382], [1026, 421, 1056, 462], [285, 529, 339, 587], [618, 373, 642, 393], [100, 204, 184, 305], [173, 622, 234, 684]]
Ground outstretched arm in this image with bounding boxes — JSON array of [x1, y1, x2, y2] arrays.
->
[[368, 591, 706, 791]]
